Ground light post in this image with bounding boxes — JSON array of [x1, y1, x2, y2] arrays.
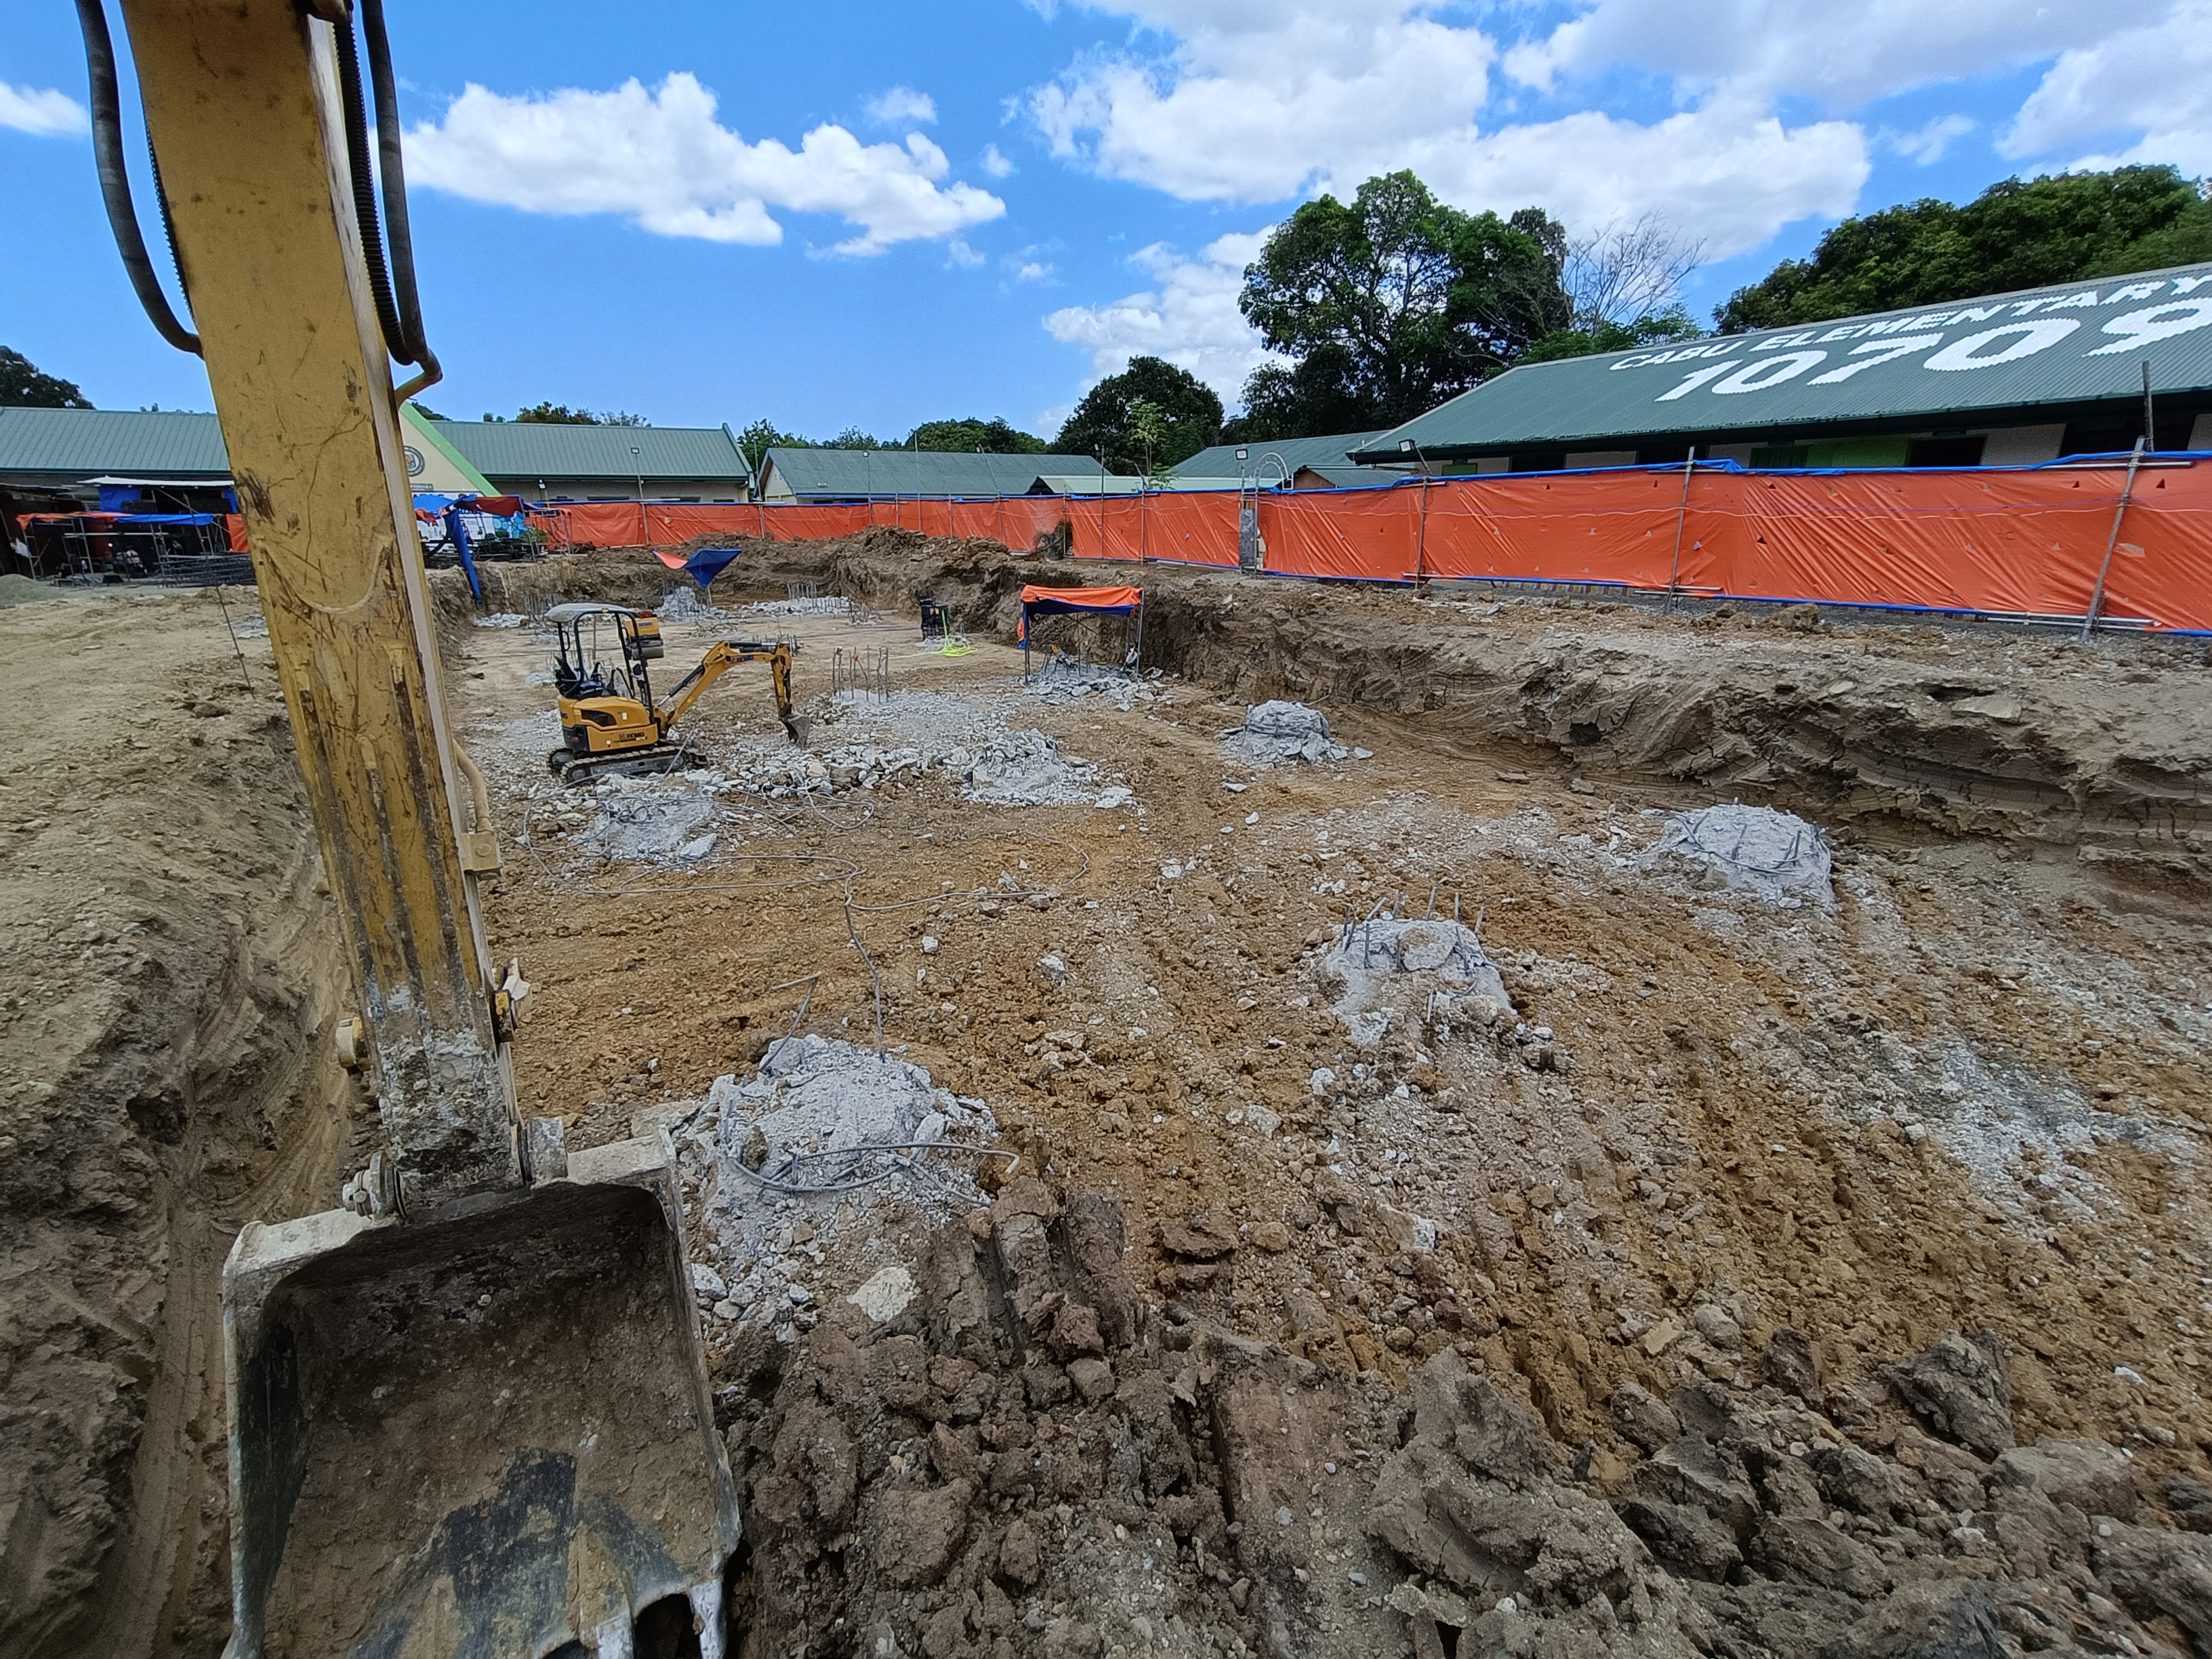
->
[[632, 444, 647, 549]]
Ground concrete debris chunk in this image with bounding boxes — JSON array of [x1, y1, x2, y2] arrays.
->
[[695, 1037, 999, 1320], [961, 729, 1103, 806], [1640, 802, 1834, 908], [1315, 915, 1509, 1046], [575, 775, 721, 864], [1023, 654, 1153, 710], [1221, 700, 1353, 766]]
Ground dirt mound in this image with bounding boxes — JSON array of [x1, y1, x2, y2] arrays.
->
[[0, 590, 354, 1656]]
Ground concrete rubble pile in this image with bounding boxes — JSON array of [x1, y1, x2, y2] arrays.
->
[[961, 729, 1105, 807], [1640, 802, 1835, 909], [1022, 654, 1158, 712], [682, 1036, 1000, 1332], [573, 774, 722, 863], [1222, 701, 1365, 767], [654, 586, 731, 622], [1314, 914, 1510, 1048]]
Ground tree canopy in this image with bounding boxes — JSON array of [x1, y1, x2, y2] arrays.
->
[[484, 403, 650, 425], [1, 347, 91, 409], [905, 417, 1047, 454], [1717, 165, 2212, 333], [1054, 356, 1223, 473], [1231, 173, 1570, 438]]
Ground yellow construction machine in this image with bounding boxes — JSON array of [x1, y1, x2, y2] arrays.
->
[[75, 1, 740, 1652], [547, 601, 807, 783]]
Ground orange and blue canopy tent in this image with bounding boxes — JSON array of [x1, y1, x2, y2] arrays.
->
[[1017, 583, 1143, 676]]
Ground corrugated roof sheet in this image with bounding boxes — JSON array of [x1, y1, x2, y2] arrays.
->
[[1177, 430, 1399, 486], [1032, 474, 1246, 495], [0, 407, 229, 476], [762, 448, 1103, 498], [1353, 262, 2212, 461], [434, 419, 750, 483], [0, 407, 754, 486]]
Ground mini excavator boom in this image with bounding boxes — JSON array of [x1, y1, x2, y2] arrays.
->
[[79, 1, 739, 1652]]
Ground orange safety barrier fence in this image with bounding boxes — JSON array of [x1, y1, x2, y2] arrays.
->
[[361, 460, 2212, 633]]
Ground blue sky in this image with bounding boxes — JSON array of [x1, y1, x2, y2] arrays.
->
[[5, 1, 2207, 439]]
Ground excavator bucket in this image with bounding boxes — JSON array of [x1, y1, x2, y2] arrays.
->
[[221, 1137, 739, 1659], [781, 713, 812, 747]]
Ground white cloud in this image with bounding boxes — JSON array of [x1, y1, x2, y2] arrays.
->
[[946, 237, 987, 268], [1400, 102, 1868, 258], [1880, 115, 1976, 165], [981, 142, 1017, 178], [1013, 260, 1054, 283], [1044, 230, 1279, 401], [2003, 1, 2212, 176], [1504, 0, 2164, 110], [1032, 6, 1494, 202], [866, 85, 938, 126], [406, 73, 1002, 255], [1025, 3, 1864, 255], [0, 83, 87, 137]]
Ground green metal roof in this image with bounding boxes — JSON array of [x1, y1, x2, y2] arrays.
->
[[0, 407, 229, 478], [1031, 474, 1246, 495], [1352, 261, 2212, 462], [0, 406, 752, 487], [1176, 430, 1399, 487], [433, 419, 750, 484], [761, 448, 1104, 498]]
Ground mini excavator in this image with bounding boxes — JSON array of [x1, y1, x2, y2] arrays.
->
[[546, 601, 808, 784], [74, 1, 741, 1652]]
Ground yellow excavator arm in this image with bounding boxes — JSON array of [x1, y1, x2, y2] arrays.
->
[[89, 1, 740, 1650], [657, 637, 804, 743]]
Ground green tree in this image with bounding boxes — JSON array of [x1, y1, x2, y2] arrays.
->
[[906, 417, 1048, 453], [828, 426, 888, 449], [507, 403, 650, 425], [1, 346, 91, 409], [1717, 165, 2212, 332], [1054, 356, 1223, 474], [1233, 172, 1571, 436], [736, 419, 813, 473], [1521, 307, 1703, 364]]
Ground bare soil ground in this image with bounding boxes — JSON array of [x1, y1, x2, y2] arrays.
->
[[7, 533, 2212, 1658], [0, 588, 354, 1658]]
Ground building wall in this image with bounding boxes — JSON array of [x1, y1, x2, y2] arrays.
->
[[1980, 425, 2066, 466], [1564, 450, 1637, 469]]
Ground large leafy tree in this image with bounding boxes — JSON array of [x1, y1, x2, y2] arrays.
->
[[1, 346, 91, 408], [1233, 173, 1570, 437], [1054, 356, 1223, 474], [907, 417, 1047, 454], [1717, 165, 2212, 332]]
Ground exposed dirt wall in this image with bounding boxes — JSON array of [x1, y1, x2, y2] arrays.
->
[[0, 591, 354, 1659]]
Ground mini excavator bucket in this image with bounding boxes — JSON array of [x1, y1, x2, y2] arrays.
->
[[221, 1139, 739, 1659]]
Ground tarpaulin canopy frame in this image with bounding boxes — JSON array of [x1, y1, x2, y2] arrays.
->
[[1017, 583, 1144, 679]]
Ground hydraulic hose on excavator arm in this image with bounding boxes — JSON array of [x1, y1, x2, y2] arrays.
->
[[87, 3, 740, 1652]]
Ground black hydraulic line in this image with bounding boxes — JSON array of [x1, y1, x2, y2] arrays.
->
[[73, 0, 199, 355], [331, 9, 409, 364], [359, 0, 430, 367]]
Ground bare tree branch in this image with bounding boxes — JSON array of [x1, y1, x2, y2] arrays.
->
[[1565, 213, 1706, 330]]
